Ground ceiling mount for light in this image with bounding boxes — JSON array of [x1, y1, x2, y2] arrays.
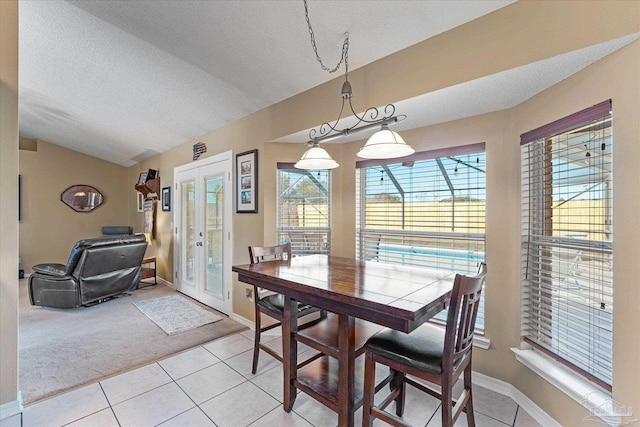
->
[[295, 0, 414, 170]]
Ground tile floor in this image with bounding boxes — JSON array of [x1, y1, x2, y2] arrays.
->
[[8, 330, 542, 427]]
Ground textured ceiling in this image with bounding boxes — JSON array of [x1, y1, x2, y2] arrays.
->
[[18, 0, 515, 166], [18, 1, 636, 167]]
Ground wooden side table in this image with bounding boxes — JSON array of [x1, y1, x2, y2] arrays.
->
[[139, 256, 157, 288]]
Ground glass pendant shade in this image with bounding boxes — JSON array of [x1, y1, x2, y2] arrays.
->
[[295, 145, 339, 170], [357, 125, 414, 159]]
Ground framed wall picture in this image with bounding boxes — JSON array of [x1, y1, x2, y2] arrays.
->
[[161, 187, 171, 211], [137, 172, 148, 185], [236, 149, 258, 213]]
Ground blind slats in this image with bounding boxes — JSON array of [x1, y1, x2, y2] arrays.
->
[[357, 149, 486, 332], [277, 169, 331, 257], [521, 107, 613, 389]]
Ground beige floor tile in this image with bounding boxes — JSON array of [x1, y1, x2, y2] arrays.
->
[[101, 362, 172, 405], [23, 383, 109, 427], [0, 414, 21, 427], [158, 407, 216, 426], [159, 346, 220, 380], [177, 362, 247, 404], [199, 381, 279, 427], [251, 363, 285, 402], [290, 393, 337, 427], [472, 385, 519, 425], [17, 329, 525, 427], [224, 347, 280, 378], [514, 407, 543, 427], [427, 406, 511, 427], [262, 336, 315, 357], [204, 333, 254, 360], [248, 407, 314, 427], [111, 382, 195, 427], [370, 382, 442, 427], [67, 408, 119, 426], [240, 327, 279, 343]]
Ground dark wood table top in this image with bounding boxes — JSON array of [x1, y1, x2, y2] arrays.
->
[[232, 255, 455, 333]]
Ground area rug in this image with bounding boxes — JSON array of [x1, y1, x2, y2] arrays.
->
[[134, 294, 222, 335], [19, 280, 247, 405]]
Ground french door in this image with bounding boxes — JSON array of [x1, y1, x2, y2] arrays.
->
[[173, 151, 232, 314]]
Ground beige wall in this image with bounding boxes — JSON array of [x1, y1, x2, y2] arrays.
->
[[121, 4, 638, 423], [0, 0, 19, 408], [19, 140, 130, 271], [509, 40, 640, 423], [138, 1, 638, 326], [262, 44, 640, 425]]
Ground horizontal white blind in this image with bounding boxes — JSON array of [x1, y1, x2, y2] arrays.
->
[[277, 166, 331, 256], [521, 104, 613, 389], [356, 149, 486, 332]]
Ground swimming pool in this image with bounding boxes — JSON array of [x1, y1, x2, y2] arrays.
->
[[376, 243, 484, 273]]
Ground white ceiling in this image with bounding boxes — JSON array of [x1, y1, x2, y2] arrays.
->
[[18, 1, 636, 167]]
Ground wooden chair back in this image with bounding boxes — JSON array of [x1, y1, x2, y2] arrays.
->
[[248, 242, 292, 265], [443, 262, 487, 370]]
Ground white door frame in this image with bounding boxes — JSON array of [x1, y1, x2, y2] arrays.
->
[[173, 151, 233, 314]]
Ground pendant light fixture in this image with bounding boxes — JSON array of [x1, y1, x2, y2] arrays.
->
[[294, 141, 339, 170], [295, 0, 413, 170]]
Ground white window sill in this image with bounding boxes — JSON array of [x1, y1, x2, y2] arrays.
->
[[512, 346, 631, 426], [473, 334, 491, 350]]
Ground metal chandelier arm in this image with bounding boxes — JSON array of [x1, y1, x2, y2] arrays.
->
[[297, 0, 413, 168], [308, 115, 405, 145], [309, 97, 348, 140]]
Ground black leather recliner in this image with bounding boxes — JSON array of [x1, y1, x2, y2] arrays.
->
[[29, 235, 147, 308]]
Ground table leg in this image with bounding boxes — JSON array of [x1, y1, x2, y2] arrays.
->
[[338, 314, 356, 427], [283, 296, 298, 412]]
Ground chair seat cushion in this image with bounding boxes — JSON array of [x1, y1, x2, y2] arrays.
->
[[257, 293, 317, 317], [365, 323, 445, 374]]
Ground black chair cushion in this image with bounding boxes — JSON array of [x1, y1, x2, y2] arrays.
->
[[365, 323, 445, 374], [257, 293, 317, 317]]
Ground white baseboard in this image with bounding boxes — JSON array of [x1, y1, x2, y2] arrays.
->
[[0, 392, 23, 420], [157, 277, 175, 289], [473, 371, 562, 427]]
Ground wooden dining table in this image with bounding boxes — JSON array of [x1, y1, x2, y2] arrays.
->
[[232, 255, 456, 427]]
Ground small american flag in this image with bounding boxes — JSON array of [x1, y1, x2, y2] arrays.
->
[[193, 142, 207, 160]]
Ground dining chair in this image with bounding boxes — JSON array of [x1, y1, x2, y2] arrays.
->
[[248, 243, 326, 374], [361, 262, 488, 427]]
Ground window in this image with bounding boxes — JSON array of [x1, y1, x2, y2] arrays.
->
[[356, 143, 486, 332], [277, 163, 331, 256], [521, 100, 613, 390]]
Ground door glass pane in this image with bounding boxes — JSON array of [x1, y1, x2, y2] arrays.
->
[[181, 181, 195, 283], [205, 176, 224, 298]]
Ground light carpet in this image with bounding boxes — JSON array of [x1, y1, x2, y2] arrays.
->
[[134, 294, 221, 335], [19, 280, 246, 405]]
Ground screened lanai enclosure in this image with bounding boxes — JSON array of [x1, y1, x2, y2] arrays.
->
[[521, 106, 613, 388], [355, 147, 486, 277], [277, 164, 331, 256]]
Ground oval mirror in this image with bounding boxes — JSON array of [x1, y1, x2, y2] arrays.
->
[[61, 185, 104, 212]]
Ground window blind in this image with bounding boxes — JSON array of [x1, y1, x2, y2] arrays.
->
[[277, 163, 331, 256], [356, 144, 486, 332], [521, 101, 613, 389]]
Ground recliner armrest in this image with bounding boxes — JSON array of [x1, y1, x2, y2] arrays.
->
[[32, 263, 69, 277]]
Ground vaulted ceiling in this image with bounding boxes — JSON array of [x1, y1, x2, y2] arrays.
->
[[18, 1, 638, 166]]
